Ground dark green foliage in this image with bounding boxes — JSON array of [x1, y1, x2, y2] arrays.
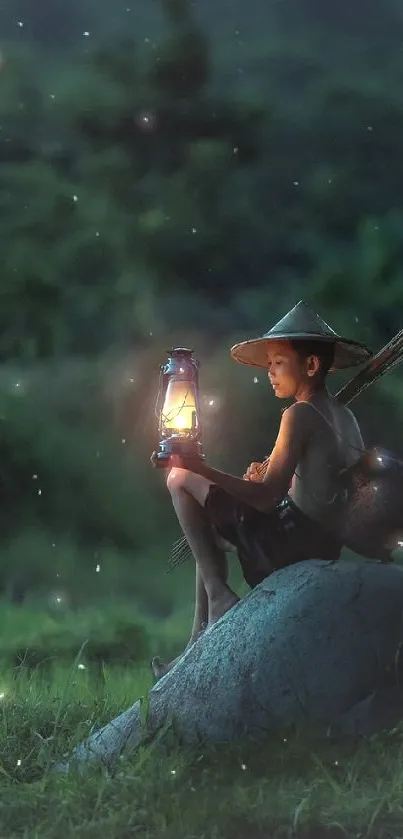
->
[[0, 0, 92, 49], [1, 0, 403, 596], [9, 617, 150, 671], [275, 0, 403, 40], [3, 0, 403, 354]]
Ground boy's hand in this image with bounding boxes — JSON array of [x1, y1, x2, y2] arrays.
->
[[149, 451, 203, 473], [243, 461, 265, 482]]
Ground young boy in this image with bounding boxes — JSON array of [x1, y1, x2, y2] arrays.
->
[[151, 300, 371, 678]]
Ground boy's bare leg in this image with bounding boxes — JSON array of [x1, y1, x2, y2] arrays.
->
[[151, 567, 208, 680], [152, 555, 229, 680], [151, 472, 236, 679], [191, 566, 208, 638], [190, 550, 228, 636], [168, 475, 238, 623]]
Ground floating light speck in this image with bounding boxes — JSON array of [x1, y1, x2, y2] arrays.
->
[[16, 759, 22, 767], [0, 693, 5, 700], [83, 31, 90, 37], [121, 438, 126, 444], [17, 20, 24, 28], [38, 489, 42, 496], [49, 94, 55, 100], [49, 590, 69, 610], [96, 564, 100, 573], [78, 663, 86, 670], [293, 180, 299, 186], [367, 125, 373, 132], [191, 227, 197, 234], [253, 376, 259, 384], [73, 195, 78, 202], [32, 474, 38, 480], [241, 763, 247, 770], [208, 400, 214, 406], [170, 769, 176, 775], [136, 110, 157, 131], [233, 146, 239, 154]]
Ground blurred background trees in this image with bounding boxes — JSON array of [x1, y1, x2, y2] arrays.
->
[[1, 0, 403, 605]]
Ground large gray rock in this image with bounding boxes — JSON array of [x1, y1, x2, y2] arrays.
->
[[54, 559, 403, 773]]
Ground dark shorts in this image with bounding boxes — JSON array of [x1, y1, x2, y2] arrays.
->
[[204, 485, 342, 588]]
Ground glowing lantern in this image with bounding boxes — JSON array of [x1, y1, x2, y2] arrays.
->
[[154, 348, 204, 466]]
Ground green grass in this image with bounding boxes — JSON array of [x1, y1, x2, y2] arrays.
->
[[0, 597, 402, 839]]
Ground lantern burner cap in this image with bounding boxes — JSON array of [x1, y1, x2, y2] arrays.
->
[[168, 347, 194, 356]]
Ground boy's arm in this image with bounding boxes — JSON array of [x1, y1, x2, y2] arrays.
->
[[261, 403, 311, 495], [190, 403, 310, 513]]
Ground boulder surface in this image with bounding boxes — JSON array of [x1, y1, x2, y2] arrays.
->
[[55, 558, 403, 773]]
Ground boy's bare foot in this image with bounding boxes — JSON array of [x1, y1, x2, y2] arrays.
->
[[151, 653, 181, 680], [151, 588, 238, 680], [208, 587, 239, 626], [151, 627, 205, 680]]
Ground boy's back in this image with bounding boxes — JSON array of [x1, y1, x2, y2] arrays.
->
[[289, 393, 364, 528]]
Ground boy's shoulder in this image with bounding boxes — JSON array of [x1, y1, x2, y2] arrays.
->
[[281, 397, 361, 441], [278, 401, 317, 446]]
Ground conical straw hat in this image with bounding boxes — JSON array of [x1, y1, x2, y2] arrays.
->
[[230, 300, 372, 372]]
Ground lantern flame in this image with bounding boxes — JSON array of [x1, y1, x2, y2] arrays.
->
[[174, 415, 188, 430]]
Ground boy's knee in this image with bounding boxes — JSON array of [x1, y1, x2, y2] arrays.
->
[[166, 467, 188, 494], [167, 468, 212, 508]]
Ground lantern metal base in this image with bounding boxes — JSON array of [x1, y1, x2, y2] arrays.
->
[[155, 437, 205, 467]]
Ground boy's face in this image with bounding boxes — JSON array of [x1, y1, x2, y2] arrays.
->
[[266, 340, 319, 399]]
